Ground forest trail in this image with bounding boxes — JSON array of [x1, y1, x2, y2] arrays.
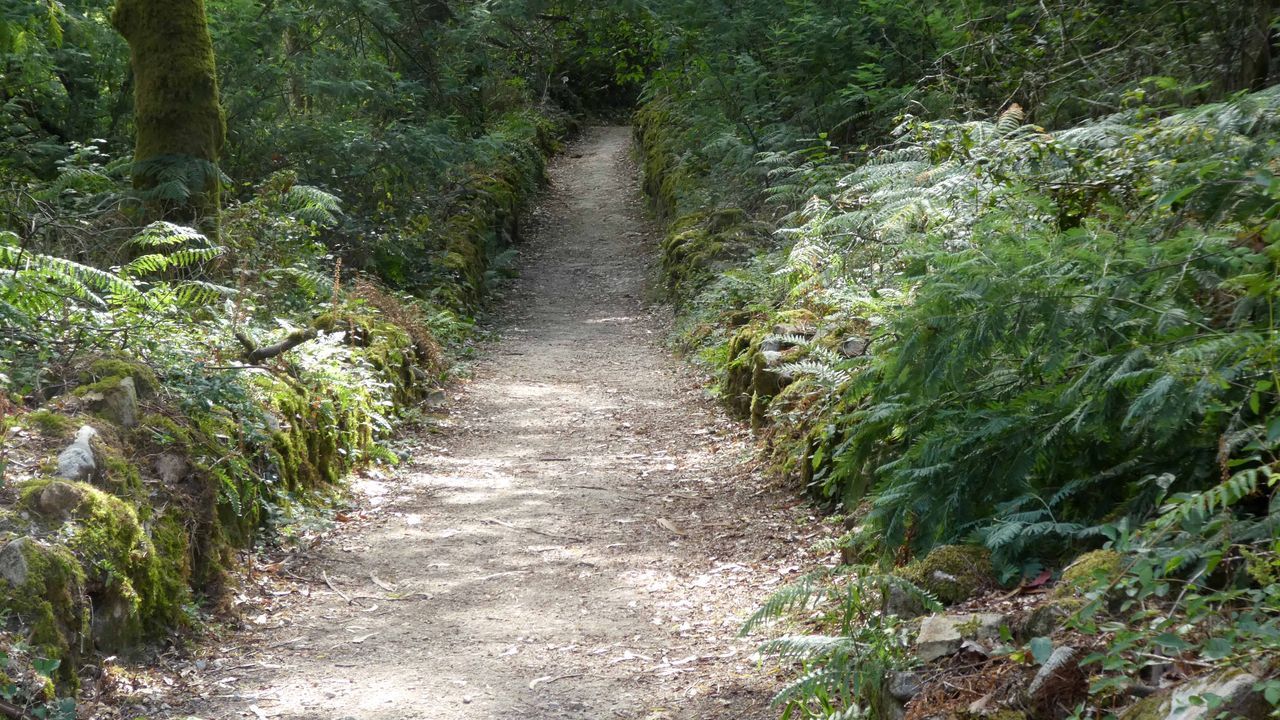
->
[[171, 127, 819, 720]]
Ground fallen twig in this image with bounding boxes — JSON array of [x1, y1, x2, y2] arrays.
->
[[321, 570, 350, 602], [235, 328, 319, 364], [0, 699, 36, 720], [476, 569, 532, 582], [528, 672, 584, 690], [481, 517, 585, 543]]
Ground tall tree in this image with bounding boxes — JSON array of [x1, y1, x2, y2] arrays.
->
[[111, 0, 225, 234]]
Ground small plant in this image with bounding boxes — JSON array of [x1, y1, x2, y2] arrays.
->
[[0, 650, 75, 720], [742, 565, 938, 719]]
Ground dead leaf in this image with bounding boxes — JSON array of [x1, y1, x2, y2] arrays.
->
[[656, 518, 685, 536]]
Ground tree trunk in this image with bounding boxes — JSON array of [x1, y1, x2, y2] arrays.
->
[[111, 0, 226, 237]]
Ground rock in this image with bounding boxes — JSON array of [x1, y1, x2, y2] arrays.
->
[[1121, 672, 1268, 720], [153, 453, 190, 485], [0, 537, 31, 586], [880, 700, 907, 720], [840, 336, 870, 357], [55, 425, 100, 482], [772, 323, 815, 338], [85, 376, 139, 428], [761, 350, 785, 366], [1020, 599, 1083, 640], [1054, 549, 1123, 599], [79, 358, 157, 397], [1026, 646, 1086, 719], [915, 612, 1007, 663], [91, 587, 140, 652], [897, 544, 996, 607], [884, 582, 928, 618], [887, 671, 924, 701], [35, 481, 86, 518]]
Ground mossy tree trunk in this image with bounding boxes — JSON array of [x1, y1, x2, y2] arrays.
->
[[111, 0, 226, 236]]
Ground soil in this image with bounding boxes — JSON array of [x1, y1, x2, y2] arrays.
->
[[161, 126, 828, 720]]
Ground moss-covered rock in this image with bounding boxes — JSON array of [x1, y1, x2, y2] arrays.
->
[[1054, 549, 1123, 599], [660, 210, 771, 306], [1018, 596, 1085, 639], [898, 544, 996, 606], [78, 357, 159, 398], [1119, 671, 1268, 720], [0, 537, 89, 691], [721, 326, 790, 428], [19, 480, 189, 652]]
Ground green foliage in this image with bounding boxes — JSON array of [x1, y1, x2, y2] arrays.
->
[[640, 4, 1280, 711], [742, 565, 937, 719], [1067, 461, 1279, 703], [659, 89, 1280, 576], [1, 0, 580, 698], [0, 648, 74, 719]]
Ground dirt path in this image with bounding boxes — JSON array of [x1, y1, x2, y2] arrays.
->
[[169, 126, 823, 720]]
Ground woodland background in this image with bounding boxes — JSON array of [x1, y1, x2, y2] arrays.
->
[[1, 1, 1278, 718]]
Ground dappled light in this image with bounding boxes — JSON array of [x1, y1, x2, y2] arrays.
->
[[1, 1, 1277, 719]]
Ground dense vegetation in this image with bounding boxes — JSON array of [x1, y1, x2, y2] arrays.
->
[[633, 1, 1280, 718], [2, 0, 1278, 718], [0, 0, 639, 711]]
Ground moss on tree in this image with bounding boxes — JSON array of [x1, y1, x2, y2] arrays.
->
[[111, 0, 226, 234]]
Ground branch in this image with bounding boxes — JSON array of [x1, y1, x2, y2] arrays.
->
[[234, 328, 318, 363], [0, 698, 36, 720]]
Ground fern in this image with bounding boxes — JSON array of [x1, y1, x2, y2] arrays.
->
[[283, 185, 343, 227], [129, 221, 209, 248]]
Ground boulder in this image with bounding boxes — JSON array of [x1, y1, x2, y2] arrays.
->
[[884, 582, 929, 618], [0, 537, 31, 586], [772, 323, 815, 339], [91, 587, 140, 651], [55, 425, 100, 482], [1121, 672, 1268, 720], [35, 481, 86, 518], [1054, 549, 1123, 599], [84, 376, 139, 428], [1019, 598, 1084, 639], [840, 336, 870, 357], [153, 453, 190, 485], [915, 612, 1007, 663], [887, 670, 924, 701], [894, 544, 996, 613]]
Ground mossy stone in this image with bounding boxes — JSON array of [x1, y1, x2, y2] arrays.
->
[[0, 537, 89, 692], [79, 358, 159, 398], [1019, 596, 1085, 639], [898, 544, 996, 606], [19, 480, 190, 651], [1054, 549, 1123, 599], [1120, 671, 1268, 720]]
